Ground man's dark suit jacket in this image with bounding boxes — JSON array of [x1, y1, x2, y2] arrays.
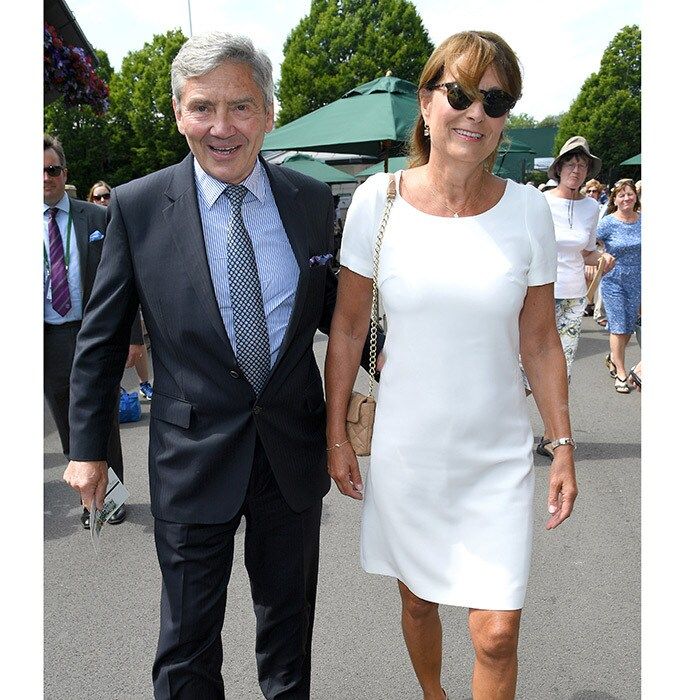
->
[[69, 154, 340, 524], [59, 197, 144, 344]]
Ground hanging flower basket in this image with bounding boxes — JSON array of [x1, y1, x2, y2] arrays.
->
[[44, 23, 109, 114]]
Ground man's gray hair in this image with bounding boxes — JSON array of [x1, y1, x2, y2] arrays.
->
[[171, 32, 274, 110]]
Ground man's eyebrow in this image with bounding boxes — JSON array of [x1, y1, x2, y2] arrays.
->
[[228, 97, 256, 106]]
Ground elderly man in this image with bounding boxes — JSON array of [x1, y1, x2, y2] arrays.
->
[[64, 33, 376, 699], [44, 134, 143, 528]]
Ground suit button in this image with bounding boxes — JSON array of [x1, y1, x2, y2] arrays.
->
[[229, 370, 239, 378], [252, 405, 262, 415]]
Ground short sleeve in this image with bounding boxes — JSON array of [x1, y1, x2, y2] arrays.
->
[[524, 186, 557, 286], [583, 198, 599, 251], [339, 173, 390, 279], [596, 215, 611, 242]]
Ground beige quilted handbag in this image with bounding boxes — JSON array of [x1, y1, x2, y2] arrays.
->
[[346, 175, 396, 456]]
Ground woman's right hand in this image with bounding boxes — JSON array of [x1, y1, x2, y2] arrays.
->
[[327, 442, 364, 500]]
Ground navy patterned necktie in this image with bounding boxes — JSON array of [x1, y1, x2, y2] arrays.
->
[[47, 207, 72, 316], [224, 184, 270, 394]]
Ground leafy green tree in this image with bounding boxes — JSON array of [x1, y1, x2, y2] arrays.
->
[[537, 113, 564, 128], [44, 49, 115, 198], [507, 113, 538, 129], [554, 25, 641, 184], [277, 0, 433, 125], [108, 29, 189, 184]]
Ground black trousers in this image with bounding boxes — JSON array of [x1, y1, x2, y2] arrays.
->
[[43, 321, 124, 481], [152, 437, 323, 699]]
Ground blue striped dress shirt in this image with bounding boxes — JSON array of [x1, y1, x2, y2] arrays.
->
[[44, 193, 83, 324], [194, 158, 299, 368]]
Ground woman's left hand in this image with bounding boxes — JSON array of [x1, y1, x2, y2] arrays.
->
[[545, 450, 578, 530], [599, 252, 615, 274]]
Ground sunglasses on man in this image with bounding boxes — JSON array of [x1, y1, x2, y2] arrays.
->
[[428, 82, 516, 118], [44, 165, 66, 177]]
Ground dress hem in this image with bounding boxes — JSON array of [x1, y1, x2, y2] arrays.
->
[[361, 559, 525, 611]]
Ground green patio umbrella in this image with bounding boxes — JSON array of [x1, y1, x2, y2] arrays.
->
[[263, 76, 419, 170], [357, 157, 408, 177], [620, 153, 641, 166], [357, 138, 535, 180], [279, 154, 357, 184]]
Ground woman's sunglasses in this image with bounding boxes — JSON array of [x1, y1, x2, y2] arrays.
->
[[93, 193, 111, 202], [428, 82, 516, 118]]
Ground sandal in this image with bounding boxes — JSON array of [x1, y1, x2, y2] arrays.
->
[[604, 353, 617, 378], [614, 375, 631, 394], [628, 365, 641, 391], [596, 317, 608, 327], [536, 436, 554, 460]]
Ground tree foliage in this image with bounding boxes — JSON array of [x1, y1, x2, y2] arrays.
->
[[507, 113, 537, 129], [108, 30, 189, 184], [554, 25, 641, 184], [277, 0, 433, 125], [44, 30, 189, 194]]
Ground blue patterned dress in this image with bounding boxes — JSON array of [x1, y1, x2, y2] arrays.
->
[[597, 213, 642, 334]]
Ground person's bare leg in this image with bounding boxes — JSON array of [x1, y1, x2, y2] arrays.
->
[[610, 332, 632, 379], [398, 580, 445, 700], [468, 609, 521, 700], [135, 351, 150, 384]]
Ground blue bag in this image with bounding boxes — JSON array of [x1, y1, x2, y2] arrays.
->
[[119, 387, 142, 423]]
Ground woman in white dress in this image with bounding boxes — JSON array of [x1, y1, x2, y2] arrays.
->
[[324, 31, 578, 700]]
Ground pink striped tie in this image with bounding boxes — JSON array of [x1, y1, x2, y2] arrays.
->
[[48, 207, 72, 316]]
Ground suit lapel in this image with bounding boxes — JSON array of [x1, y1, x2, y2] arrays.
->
[[70, 200, 89, 299], [163, 154, 237, 361], [262, 159, 310, 373]]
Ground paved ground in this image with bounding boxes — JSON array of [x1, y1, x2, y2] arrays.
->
[[44, 317, 640, 699]]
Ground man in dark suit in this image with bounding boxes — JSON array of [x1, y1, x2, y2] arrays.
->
[[63, 33, 377, 699], [44, 134, 143, 528]]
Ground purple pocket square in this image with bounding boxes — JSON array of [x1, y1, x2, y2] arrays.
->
[[309, 253, 333, 267]]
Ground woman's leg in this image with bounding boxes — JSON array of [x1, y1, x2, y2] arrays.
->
[[134, 351, 150, 384], [398, 580, 445, 700], [609, 332, 632, 379], [468, 609, 522, 700], [541, 298, 585, 445]]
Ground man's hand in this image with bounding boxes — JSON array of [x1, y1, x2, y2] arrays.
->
[[125, 343, 144, 369], [63, 461, 109, 510]]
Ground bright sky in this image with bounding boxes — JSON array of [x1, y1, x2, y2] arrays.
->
[[65, 0, 641, 121]]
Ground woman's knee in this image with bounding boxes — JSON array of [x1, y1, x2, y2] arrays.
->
[[398, 581, 438, 621], [470, 613, 520, 664]]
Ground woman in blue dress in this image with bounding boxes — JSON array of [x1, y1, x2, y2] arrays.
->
[[597, 179, 641, 393]]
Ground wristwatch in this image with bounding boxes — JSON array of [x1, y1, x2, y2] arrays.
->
[[549, 437, 576, 450]]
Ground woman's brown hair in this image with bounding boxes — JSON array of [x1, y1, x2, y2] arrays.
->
[[407, 31, 522, 173]]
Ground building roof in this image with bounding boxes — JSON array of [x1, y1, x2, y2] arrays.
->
[[45, 0, 98, 64]]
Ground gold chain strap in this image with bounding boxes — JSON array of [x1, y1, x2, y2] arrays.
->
[[368, 174, 396, 396]]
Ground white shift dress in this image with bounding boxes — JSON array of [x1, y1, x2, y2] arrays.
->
[[340, 172, 557, 610]]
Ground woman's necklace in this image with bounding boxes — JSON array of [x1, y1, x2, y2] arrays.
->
[[427, 174, 485, 218], [566, 187, 577, 229]]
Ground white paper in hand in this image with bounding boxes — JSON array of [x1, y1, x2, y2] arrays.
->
[[90, 467, 129, 549]]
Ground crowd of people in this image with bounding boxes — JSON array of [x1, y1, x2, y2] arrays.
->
[[45, 27, 640, 700]]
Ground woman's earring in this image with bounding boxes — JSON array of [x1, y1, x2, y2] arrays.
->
[[423, 124, 430, 137]]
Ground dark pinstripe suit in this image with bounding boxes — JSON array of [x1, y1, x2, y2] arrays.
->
[[68, 154, 354, 698]]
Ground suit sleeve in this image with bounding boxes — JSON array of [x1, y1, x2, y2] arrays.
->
[[69, 189, 140, 461]]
